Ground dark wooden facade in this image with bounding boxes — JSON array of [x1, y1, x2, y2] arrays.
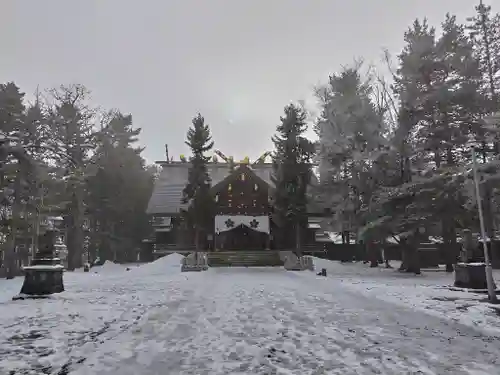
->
[[147, 161, 326, 255], [213, 164, 271, 250], [213, 164, 271, 216]]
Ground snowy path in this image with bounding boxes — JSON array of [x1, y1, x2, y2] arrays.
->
[[1, 259, 500, 374], [79, 268, 499, 375]]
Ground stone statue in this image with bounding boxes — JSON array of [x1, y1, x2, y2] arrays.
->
[[36, 230, 56, 260], [460, 229, 475, 263]]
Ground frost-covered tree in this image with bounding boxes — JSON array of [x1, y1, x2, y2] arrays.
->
[[467, 3, 500, 265], [467, 2, 500, 110], [358, 15, 493, 273], [316, 65, 387, 245]]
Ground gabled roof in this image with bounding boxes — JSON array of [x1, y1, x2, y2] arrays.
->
[[146, 162, 274, 214], [211, 163, 272, 194], [146, 161, 322, 215]]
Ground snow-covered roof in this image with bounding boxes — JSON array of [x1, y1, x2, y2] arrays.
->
[[146, 162, 275, 214], [146, 161, 321, 215]]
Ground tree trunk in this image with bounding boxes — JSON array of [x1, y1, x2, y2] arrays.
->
[[482, 184, 500, 268], [295, 222, 301, 250], [442, 217, 456, 272], [4, 224, 19, 280], [406, 232, 421, 275], [341, 230, 350, 245], [4, 174, 22, 279], [67, 188, 84, 270], [399, 236, 420, 274], [294, 221, 303, 258], [443, 148, 456, 272], [195, 226, 200, 251], [399, 238, 409, 271], [409, 246, 421, 275], [88, 216, 98, 265], [368, 241, 379, 268]]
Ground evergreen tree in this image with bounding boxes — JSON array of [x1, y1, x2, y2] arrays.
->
[[316, 66, 387, 246], [467, 3, 500, 267], [0, 83, 30, 278], [467, 2, 500, 110], [272, 104, 315, 250], [87, 111, 153, 263], [47, 84, 95, 270], [182, 113, 215, 250], [359, 15, 491, 273], [0, 81, 159, 276]]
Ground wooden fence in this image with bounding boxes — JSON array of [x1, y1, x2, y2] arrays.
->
[[303, 242, 465, 267]]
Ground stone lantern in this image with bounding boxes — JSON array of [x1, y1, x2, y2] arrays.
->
[[14, 216, 65, 299]]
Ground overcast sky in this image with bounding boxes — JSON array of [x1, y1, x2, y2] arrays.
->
[[0, 0, 492, 163]]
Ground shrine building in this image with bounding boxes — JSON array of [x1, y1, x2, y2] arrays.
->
[[146, 151, 327, 257]]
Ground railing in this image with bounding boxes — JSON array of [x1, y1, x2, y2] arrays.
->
[[153, 243, 196, 254], [295, 243, 327, 255]]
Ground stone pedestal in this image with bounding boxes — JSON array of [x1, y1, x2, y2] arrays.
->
[[181, 252, 208, 272], [14, 229, 65, 300], [284, 253, 314, 271], [284, 252, 303, 271], [19, 266, 64, 296], [301, 256, 314, 271], [454, 263, 496, 290]]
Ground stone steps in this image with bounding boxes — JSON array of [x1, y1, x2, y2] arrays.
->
[[207, 251, 284, 267]]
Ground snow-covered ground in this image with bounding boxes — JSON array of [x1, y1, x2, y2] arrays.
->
[[0, 256, 499, 374], [314, 259, 500, 338]]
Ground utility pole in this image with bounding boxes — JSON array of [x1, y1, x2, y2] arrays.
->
[[471, 147, 498, 303]]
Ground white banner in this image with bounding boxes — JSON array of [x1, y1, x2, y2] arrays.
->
[[215, 215, 270, 234]]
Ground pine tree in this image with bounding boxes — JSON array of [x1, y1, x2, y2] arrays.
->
[[272, 104, 315, 250], [87, 111, 152, 263], [182, 113, 215, 250], [360, 15, 491, 273], [467, 1, 500, 110], [467, 3, 500, 268], [316, 66, 387, 245], [0, 83, 35, 278], [360, 19, 442, 273]]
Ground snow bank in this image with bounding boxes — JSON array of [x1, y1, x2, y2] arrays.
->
[[88, 254, 185, 277], [100, 260, 125, 271], [87, 260, 126, 275], [132, 253, 184, 276]]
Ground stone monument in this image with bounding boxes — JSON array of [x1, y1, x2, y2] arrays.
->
[[454, 229, 496, 290], [14, 216, 65, 299]]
